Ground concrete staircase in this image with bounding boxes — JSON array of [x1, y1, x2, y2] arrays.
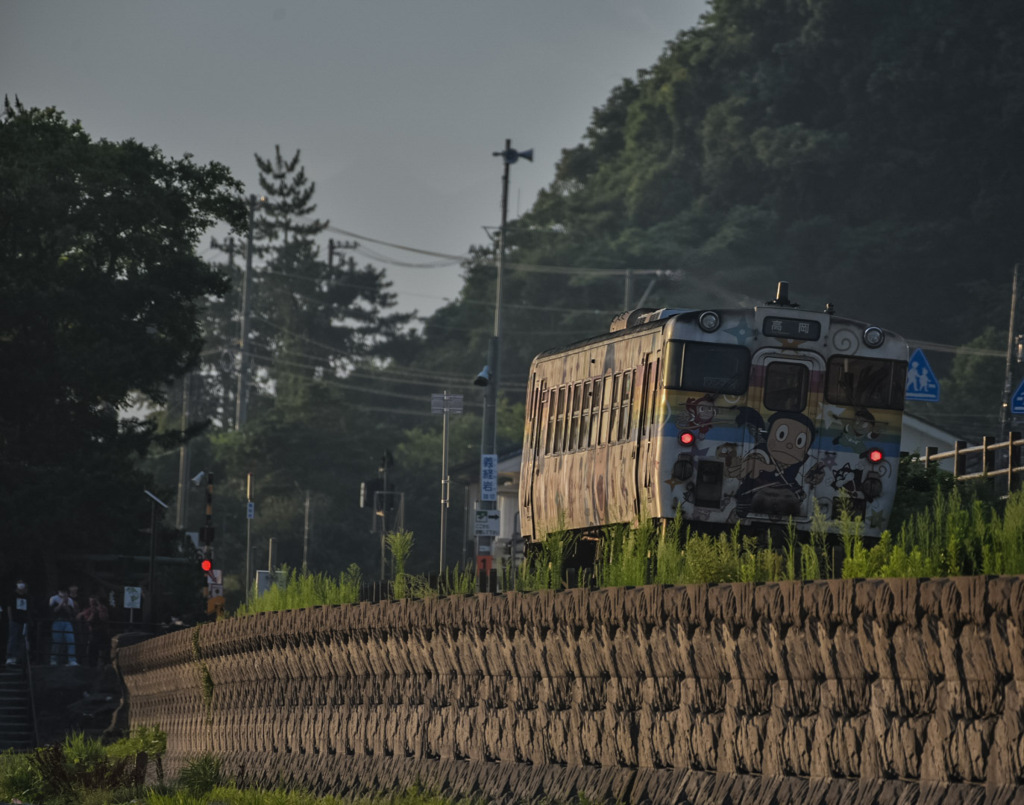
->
[[0, 665, 35, 750]]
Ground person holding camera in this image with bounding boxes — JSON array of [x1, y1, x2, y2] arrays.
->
[[48, 586, 78, 666]]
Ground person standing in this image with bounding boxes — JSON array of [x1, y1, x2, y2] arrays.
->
[[48, 586, 78, 666], [76, 594, 111, 667], [5, 580, 33, 667]]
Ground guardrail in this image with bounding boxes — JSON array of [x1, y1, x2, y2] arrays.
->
[[921, 431, 1023, 494]]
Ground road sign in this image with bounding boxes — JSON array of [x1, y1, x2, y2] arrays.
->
[[123, 586, 142, 610], [431, 392, 463, 414], [905, 348, 940, 402], [1012, 378, 1024, 415], [481, 453, 498, 501], [474, 506, 500, 538], [246, 501, 255, 519]]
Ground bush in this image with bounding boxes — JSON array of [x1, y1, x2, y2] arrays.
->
[[0, 731, 151, 804]]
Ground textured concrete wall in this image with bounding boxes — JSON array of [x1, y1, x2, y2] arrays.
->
[[116, 577, 1024, 803]]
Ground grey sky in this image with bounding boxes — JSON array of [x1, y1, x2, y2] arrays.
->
[[3, 1, 706, 318]]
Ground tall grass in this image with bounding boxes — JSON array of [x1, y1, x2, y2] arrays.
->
[[236, 564, 362, 615], [515, 527, 573, 591], [233, 485, 1024, 616]]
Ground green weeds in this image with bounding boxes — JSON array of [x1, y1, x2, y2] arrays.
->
[[233, 484, 1024, 618]]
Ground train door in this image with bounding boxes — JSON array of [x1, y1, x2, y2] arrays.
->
[[634, 352, 661, 517], [521, 376, 545, 532], [738, 352, 826, 522]]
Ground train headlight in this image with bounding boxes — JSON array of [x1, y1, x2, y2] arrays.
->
[[698, 311, 721, 333], [863, 327, 885, 348]]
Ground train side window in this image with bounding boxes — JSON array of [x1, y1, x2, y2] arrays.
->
[[825, 356, 907, 410], [764, 362, 809, 412], [619, 370, 634, 441], [579, 380, 593, 450], [552, 387, 565, 454], [590, 377, 603, 447], [544, 387, 555, 454], [604, 375, 617, 444], [568, 383, 582, 451], [664, 340, 750, 394], [607, 374, 620, 443], [534, 383, 547, 456]]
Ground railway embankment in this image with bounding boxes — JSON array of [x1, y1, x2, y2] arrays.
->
[[115, 576, 1024, 804]]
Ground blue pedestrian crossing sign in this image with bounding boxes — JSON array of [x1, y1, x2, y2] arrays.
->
[[1011, 378, 1024, 415], [905, 349, 940, 402]]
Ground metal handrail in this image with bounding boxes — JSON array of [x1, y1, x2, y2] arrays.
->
[[22, 633, 40, 747], [921, 430, 1023, 491]]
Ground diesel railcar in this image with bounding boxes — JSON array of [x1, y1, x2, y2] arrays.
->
[[519, 283, 908, 542]]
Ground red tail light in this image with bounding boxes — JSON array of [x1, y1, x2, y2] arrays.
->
[[868, 449, 884, 464], [679, 431, 695, 446]]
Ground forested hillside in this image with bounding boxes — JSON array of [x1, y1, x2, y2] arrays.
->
[[427, 0, 1023, 382]]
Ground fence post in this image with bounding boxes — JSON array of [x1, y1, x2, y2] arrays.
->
[[924, 446, 936, 468], [954, 440, 967, 478], [982, 436, 992, 476], [1010, 431, 1022, 493]]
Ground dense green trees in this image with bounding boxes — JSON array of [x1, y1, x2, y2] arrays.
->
[[0, 99, 244, 583]]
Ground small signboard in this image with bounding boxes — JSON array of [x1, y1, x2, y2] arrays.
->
[[474, 506, 500, 538], [123, 586, 142, 610], [207, 583, 224, 598], [905, 348, 940, 402], [431, 392, 464, 414], [1012, 378, 1024, 415], [246, 501, 255, 520], [480, 453, 498, 501], [255, 570, 288, 597]]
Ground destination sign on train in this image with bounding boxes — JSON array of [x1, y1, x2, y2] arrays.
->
[[762, 316, 821, 340]]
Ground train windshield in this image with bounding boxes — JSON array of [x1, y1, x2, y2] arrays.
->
[[825, 356, 907, 410], [664, 340, 750, 394]]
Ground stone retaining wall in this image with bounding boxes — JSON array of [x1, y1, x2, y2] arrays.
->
[[116, 577, 1024, 803]]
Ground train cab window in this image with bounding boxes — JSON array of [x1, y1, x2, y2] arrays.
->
[[764, 362, 809, 412], [826, 357, 907, 410], [664, 341, 750, 394]]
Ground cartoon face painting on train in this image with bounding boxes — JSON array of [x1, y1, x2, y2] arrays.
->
[[519, 283, 908, 543]]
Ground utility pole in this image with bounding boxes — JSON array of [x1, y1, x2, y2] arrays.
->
[[432, 391, 463, 574], [1001, 263, 1020, 438], [474, 140, 531, 588], [302, 490, 311, 574], [236, 195, 260, 430], [480, 141, 532, 477], [174, 373, 192, 530]]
